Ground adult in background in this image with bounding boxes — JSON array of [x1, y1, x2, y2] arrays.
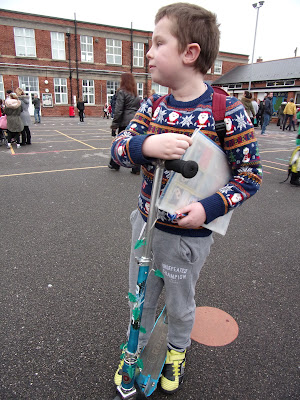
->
[[241, 91, 255, 124], [108, 72, 141, 174], [283, 98, 297, 131], [16, 87, 32, 145], [32, 94, 41, 124], [110, 92, 117, 118], [277, 100, 287, 130], [261, 92, 273, 135], [252, 97, 259, 126], [257, 98, 265, 128], [77, 98, 85, 122], [4, 93, 24, 148]]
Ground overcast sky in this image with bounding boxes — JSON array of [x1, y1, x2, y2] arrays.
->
[[1, 0, 300, 62]]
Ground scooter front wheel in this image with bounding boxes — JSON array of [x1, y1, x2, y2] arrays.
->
[[113, 389, 147, 400]]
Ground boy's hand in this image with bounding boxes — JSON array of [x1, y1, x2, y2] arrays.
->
[[176, 202, 206, 229], [142, 133, 192, 159]]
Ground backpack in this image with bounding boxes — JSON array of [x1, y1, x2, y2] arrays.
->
[[281, 146, 300, 186], [152, 86, 227, 148]]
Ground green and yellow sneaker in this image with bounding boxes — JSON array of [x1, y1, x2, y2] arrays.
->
[[114, 351, 125, 386], [160, 349, 186, 394]]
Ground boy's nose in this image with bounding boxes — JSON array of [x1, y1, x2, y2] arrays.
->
[[146, 46, 153, 60]]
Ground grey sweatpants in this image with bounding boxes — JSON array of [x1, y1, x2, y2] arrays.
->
[[128, 209, 214, 351]]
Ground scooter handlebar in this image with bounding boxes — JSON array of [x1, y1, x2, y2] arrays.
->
[[165, 159, 198, 179]]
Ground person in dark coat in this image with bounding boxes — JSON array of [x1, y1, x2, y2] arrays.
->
[[110, 93, 117, 118], [32, 94, 41, 123], [108, 73, 141, 174], [261, 92, 273, 135], [77, 98, 85, 122]]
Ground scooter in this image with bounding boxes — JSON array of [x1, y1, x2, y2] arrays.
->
[[113, 159, 198, 400]]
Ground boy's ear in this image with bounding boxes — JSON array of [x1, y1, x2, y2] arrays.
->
[[183, 43, 201, 65]]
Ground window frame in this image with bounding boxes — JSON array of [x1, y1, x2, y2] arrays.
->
[[106, 39, 122, 65], [214, 60, 223, 75], [80, 35, 94, 63], [54, 78, 68, 104], [14, 27, 36, 57], [151, 83, 168, 96], [137, 82, 144, 99], [0, 75, 4, 100], [82, 79, 95, 104], [133, 42, 144, 67], [51, 32, 66, 60], [106, 81, 119, 105]]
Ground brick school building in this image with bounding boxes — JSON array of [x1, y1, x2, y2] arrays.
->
[[0, 9, 248, 117]]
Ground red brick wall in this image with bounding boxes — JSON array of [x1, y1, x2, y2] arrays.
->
[[0, 9, 249, 116]]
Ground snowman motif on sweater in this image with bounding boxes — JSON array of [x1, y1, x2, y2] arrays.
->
[[242, 147, 251, 163]]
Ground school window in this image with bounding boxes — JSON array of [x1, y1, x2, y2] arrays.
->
[[214, 60, 223, 75], [51, 32, 66, 60], [137, 82, 143, 98], [82, 79, 95, 104], [106, 81, 119, 105], [106, 39, 122, 65], [133, 42, 144, 67], [81, 35, 94, 63], [54, 78, 68, 104], [151, 83, 168, 96], [0, 75, 4, 100], [19, 76, 39, 92], [207, 68, 212, 74], [14, 27, 36, 57]]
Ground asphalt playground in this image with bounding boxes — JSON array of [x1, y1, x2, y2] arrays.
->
[[0, 117, 299, 400]]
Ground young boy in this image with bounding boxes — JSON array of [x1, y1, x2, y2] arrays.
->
[[111, 2, 262, 394]]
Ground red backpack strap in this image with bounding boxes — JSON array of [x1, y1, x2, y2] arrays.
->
[[211, 86, 227, 148], [152, 94, 168, 113]]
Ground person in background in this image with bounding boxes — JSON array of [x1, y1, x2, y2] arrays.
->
[[257, 98, 265, 128], [32, 94, 41, 124], [4, 93, 24, 148], [283, 98, 297, 131], [108, 72, 141, 174], [296, 108, 300, 145], [241, 91, 255, 123], [251, 97, 259, 126], [277, 100, 287, 130], [261, 92, 273, 135], [77, 98, 85, 123], [0, 99, 4, 144], [110, 92, 117, 118], [16, 88, 31, 145]]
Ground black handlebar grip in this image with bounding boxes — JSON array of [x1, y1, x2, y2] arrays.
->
[[165, 159, 198, 179]]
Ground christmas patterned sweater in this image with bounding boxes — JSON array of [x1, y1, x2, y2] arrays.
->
[[111, 84, 262, 237]]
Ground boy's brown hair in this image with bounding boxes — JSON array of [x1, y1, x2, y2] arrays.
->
[[155, 2, 220, 75]]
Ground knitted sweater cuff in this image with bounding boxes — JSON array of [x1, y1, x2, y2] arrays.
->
[[200, 193, 227, 224], [128, 135, 154, 164]]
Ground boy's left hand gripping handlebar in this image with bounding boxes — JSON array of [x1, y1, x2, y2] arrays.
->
[[165, 159, 198, 179]]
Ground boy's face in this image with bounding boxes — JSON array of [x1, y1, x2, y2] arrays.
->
[[147, 16, 185, 88]]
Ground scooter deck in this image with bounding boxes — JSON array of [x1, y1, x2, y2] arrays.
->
[[135, 308, 168, 396]]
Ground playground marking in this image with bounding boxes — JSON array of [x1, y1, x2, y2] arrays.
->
[[55, 130, 97, 149], [14, 147, 110, 155], [0, 165, 107, 178], [191, 307, 239, 347], [261, 164, 286, 172]]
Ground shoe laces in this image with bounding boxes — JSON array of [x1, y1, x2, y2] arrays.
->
[[166, 350, 185, 376]]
